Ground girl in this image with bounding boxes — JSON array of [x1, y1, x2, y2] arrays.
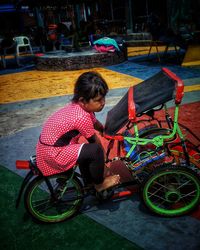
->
[[36, 71, 120, 192]]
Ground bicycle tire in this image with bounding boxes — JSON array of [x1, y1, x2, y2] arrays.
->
[[24, 174, 83, 223], [141, 165, 200, 217]]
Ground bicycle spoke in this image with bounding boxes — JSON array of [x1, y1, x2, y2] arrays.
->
[[33, 200, 54, 213], [147, 191, 167, 202]]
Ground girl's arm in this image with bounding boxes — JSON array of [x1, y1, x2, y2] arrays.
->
[[86, 118, 105, 155], [94, 119, 104, 134], [87, 133, 103, 146]]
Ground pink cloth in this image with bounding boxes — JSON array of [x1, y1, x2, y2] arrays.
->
[[94, 45, 115, 52], [36, 103, 96, 176]]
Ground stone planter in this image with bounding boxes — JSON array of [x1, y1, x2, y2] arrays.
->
[[35, 48, 127, 71]]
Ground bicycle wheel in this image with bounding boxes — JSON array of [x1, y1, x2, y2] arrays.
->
[[141, 165, 200, 217], [24, 174, 83, 223]]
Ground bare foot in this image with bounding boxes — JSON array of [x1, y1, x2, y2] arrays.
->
[[95, 175, 120, 192]]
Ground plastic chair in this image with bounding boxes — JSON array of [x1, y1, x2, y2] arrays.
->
[[59, 36, 73, 50], [0, 38, 19, 68], [13, 36, 33, 56]]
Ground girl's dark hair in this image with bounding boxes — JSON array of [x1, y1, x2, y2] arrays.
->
[[72, 71, 108, 102]]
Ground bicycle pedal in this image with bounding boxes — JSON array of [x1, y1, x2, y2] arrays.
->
[[96, 188, 114, 201]]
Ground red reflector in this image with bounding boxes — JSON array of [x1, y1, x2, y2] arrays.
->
[[16, 160, 30, 169], [112, 190, 135, 199], [35, 53, 44, 57]]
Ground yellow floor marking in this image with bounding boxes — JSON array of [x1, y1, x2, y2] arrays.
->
[[0, 68, 141, 104], [181, 45, 200, 67], [182, 60, 200, 66], [128, 47, 150, 57], [184, 84, 200, 92], [127, 46, 174, 57]]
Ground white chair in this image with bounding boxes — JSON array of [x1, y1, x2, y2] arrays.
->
[[13, 36, 33, 56]]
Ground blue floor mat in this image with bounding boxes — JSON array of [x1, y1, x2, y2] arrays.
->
[[106, 59, 200, 81]]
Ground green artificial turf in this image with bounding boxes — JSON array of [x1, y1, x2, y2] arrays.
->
[[0, 165, 142, 250]]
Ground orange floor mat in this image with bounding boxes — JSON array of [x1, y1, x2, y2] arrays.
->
[[0, 68, 141, 104]]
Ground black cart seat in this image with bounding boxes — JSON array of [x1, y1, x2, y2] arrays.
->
[[104, 68, 184, 136]]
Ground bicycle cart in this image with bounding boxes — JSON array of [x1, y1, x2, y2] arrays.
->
[[16, 68, 200, 223]]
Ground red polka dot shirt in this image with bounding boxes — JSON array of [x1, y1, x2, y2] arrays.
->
[[36, 102, 96, 176]]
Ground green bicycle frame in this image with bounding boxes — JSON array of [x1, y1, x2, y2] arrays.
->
[[124, 105, 184, 159]]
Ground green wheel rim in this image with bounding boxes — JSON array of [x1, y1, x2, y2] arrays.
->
[[27, 176, 82, 223], [143, 169, 200, 216]]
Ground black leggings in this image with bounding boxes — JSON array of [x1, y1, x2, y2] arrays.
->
[[77, 143, 104, 185]]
